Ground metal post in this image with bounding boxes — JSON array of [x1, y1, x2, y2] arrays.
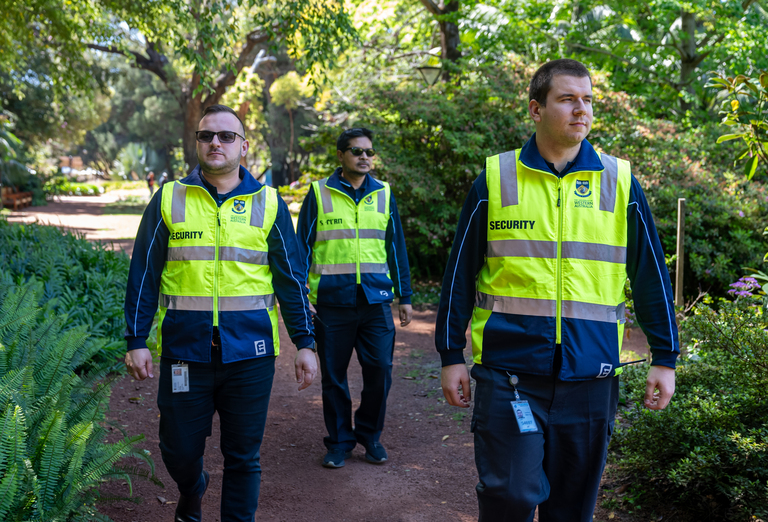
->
[[675, 198, 686, 308]]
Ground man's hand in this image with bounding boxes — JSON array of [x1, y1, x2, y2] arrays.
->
[[295, 348, 318, 391], [441, 363, 471, 408], [399, 304, 413, 327], [125, 348, 154, 381], [644, 365, 675, 410]]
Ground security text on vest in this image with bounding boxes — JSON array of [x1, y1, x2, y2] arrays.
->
[[489, 220, 535, 230], [170, 231, 204, 240]]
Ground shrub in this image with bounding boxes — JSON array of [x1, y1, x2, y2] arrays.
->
[[0, 220, 130, 366], [0, 281, 160, 521], [612, 295, 768, 521], [43, 177, 105, 197]]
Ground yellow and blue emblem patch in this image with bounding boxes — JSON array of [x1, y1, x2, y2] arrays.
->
[[575, 180, 591, 197], [233, 199, 246, 214]]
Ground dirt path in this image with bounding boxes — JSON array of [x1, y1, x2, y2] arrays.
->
[[4, 189, 147, 257], [4, 197, 650, 521]]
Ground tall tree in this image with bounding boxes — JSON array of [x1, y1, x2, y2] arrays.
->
[[418, 0, 461, 80], [4, 0, 355, 178]]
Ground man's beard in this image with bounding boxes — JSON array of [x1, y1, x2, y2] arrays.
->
[[198, 153, 240, 176]]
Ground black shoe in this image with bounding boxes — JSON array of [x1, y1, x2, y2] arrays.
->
[[175, 470, 209, 522], [322, 449, 352, 468], [362, 442, 388, 464]]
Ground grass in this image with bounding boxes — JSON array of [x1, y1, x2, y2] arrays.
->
[[103, 195, 148, 215]]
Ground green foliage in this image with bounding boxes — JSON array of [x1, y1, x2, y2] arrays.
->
[[0, 220, 130, 367], [594, 92, 768, 299], [612, 297, 768, 521], [709, 72, 768, 180], [306, 62, 535, 278], [42, 178, 105, 197], [0, 281, 161, 521]]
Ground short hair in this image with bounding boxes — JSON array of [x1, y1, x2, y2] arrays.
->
[[529, 59, 592, 106], [337, 128, 374, 152], [201, 104, 245, 134]]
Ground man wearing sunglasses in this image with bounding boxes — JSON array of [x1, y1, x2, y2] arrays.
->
[[297, 127, 413, 469], [124, 104, 317, 522]]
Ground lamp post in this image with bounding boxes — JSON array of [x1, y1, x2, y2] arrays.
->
[[416, 65, 442, 87]]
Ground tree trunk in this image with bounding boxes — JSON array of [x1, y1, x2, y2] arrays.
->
[[439, 0, 461, 81], [678, 9, 698, 113]]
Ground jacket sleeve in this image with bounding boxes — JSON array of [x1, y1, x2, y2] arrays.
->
[[385, 195, 413, 304], [435, 172, 489, 366], [268, 195, 315, 349], [295, 187, 317, 283], [626, 175, 680, 368], [124, 190, 169, 351]]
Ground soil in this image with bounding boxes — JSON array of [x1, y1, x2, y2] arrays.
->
[[5, 196, 653, 522]]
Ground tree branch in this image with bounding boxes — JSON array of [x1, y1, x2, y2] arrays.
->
[[418, 0, 443, 17], [86, 42, 185, 107], [202, 29, 270, 107]]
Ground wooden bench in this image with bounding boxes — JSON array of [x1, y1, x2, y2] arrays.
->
[[1, 186, 33, 211]]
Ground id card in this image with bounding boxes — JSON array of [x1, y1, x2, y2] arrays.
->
[[171, 363, 189, 393], [511, 401, 537, 433]]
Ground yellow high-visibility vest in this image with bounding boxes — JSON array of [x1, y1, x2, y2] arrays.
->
[[473, 149, 632, 379], [308, 177, 393, 305], [158, 180, 280, 359]]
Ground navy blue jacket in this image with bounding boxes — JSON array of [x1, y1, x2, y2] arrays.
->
[[435, 136, 679, 371], [296, 168, 413, 306], [124, 166, 314, 361]]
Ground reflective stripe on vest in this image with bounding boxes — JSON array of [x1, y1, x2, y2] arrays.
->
[[308, 177, 391, 303], [474, 149, 631, 364], [159, 181, 279, 352]]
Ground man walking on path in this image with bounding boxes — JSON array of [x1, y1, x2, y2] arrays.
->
[[124, 104, 317, 522], [435, 59, 679, 522], [297, 127, 413, 469]]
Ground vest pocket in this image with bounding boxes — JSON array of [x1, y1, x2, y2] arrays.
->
[[218, 309, 276, 362]]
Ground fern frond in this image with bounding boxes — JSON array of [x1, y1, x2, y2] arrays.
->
[[36, 411, 66, 513], [0, 464, 22, 521]]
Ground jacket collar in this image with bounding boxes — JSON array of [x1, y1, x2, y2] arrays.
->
[[325, 167, 385, 199], [180, 164, 265, 197], [519, 134, 604, 174]]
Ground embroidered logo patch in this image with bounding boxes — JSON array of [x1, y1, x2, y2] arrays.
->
[[233, 199, 246, 214], [574, 180, 592, 197], [364, 195, 374, 205]]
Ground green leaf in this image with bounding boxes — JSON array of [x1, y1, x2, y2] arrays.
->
[[744, 154, 758, 180], [716, 133, 746, 143]]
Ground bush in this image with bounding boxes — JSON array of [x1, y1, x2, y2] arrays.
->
[[612, 295, 768, 521], [0, 220, 130, 366], [43, 177, 105, 197], [304, 62, 536, 279], [0, 281, 160, 521]]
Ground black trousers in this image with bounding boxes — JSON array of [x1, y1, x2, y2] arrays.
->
[[315, 302, 396, 451], [471, 363, 619, 522], [157, 351, 275, 522]]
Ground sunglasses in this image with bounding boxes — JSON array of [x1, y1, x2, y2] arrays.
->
[[344, 147, 376, 157], [195, 130, 246, 144]]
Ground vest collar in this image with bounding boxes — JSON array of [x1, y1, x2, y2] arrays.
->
[[519, 134, 604, 174], [326, 168, 385, 199], [180, 165, 265, 197]]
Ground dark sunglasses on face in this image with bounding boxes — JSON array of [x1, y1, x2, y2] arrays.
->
[[195, 130, 246, 144], [344, 147, 376, 157]]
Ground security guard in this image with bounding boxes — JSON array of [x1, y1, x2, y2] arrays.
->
[[435, 60, 679, 521], [124, 104, 317, 522], [297, 128, 413, 468]]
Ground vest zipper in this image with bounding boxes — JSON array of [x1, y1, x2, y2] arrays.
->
[[556, 180, 563, 344], [355, 204, 361, 284], [214, 209, 221, 327]]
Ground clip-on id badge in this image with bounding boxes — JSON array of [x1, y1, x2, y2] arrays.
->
[[507, 374, 537, 433], [171, 363, 189, 393]]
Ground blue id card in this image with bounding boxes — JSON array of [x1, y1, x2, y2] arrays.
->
[[511, 401, 537, 433]]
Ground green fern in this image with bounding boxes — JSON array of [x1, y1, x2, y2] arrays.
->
[[0, 281, 158, 521]]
